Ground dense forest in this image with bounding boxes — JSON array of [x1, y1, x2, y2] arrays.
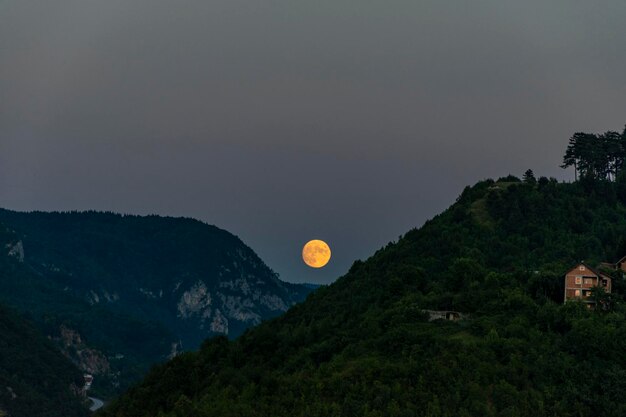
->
[[0, 303, 88, 417], [0, 211, 312, 399], [100, 155, 626, 416]]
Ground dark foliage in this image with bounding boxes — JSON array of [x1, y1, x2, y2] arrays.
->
[[0, 303, 88, 417], [562, 126, 626, 181]]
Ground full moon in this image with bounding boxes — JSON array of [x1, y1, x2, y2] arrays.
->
[[302, 240, 331, 268]]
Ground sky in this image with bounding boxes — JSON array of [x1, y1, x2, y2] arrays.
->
[[1, 1, 625, 284]]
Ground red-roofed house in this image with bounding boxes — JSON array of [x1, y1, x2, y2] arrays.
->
[[563, 262, 612, 305]]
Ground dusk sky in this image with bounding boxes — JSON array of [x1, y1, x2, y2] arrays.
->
[[1, 1, 625, 284]]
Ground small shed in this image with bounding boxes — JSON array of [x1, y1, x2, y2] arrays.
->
[[422, 310, 466, 322]]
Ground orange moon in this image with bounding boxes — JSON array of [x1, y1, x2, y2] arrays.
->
[[302, 240, 331, 268]]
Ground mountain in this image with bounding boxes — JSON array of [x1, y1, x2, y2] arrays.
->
[[99, 176, 626, 417], [0, 210, 313, 398], [0, 303, 88, 417]]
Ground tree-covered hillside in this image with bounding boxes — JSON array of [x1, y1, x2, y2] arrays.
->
[[100, 175, 626, 417], [0, 211, 313, 398], [0, 304, 88, 417]]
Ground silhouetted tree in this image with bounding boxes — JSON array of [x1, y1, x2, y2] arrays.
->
[[562, 127, 626, 181], [523, 169, 536, 184]]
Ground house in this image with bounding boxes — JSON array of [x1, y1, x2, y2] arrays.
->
[[83, 374, 93, 390], [563, 262, 612, 305], [615, 255, 626, 275], [422, 310, 467, 321]]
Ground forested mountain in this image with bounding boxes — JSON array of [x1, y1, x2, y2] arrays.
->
[[0, 303, 88, 417], [100, 175, 626, 417], [0, 210, 313, 398]]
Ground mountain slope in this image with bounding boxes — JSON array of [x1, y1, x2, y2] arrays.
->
[[0, 210, 313, 397], [0, 304, 88, 417], [99, 176, 626, 417]]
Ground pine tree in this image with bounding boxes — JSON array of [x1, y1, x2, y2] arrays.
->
[[561, 126, 626, 181], [523, 169, 536, 184]]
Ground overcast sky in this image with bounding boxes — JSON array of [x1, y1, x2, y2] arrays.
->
[[1, 1, 625, 284]]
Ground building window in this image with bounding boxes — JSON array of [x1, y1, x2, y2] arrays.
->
[[575, 290, 581, 296], [575, 277, 582, 284], [580, 266, 585, 271], [584, 278, 593, 285]]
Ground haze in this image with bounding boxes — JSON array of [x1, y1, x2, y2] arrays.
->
[[1, 1, 625, 284]]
